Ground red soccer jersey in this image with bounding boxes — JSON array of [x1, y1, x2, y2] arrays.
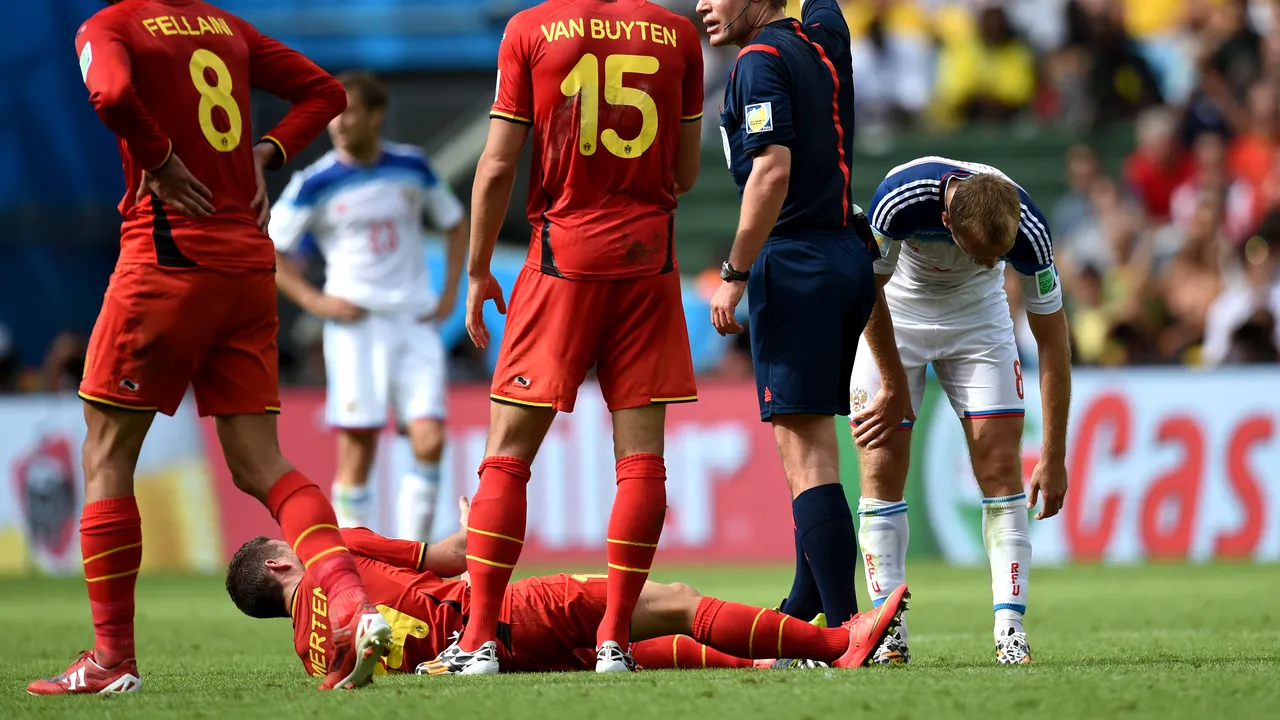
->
[[291, 531, 470, 677], [493, 0, 704, 279], [75, 0, 345, 269]]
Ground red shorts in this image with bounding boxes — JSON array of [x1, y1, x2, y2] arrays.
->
[[501, 573, 610, 672], [491, 267, 697, 412], [80, 264, 280, 417]]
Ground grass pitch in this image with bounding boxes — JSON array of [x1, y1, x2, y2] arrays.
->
[[3, 562, 1277, 719]]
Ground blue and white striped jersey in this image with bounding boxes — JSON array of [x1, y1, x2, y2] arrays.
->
[[269, 142, 464, 314], [866, 156, 1061, 314]]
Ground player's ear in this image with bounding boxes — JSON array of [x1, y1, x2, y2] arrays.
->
[[265, 558, 287, 571], [940, 211, 951, 230]]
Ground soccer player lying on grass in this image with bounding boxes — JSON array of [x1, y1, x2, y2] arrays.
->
[[226, 498, 908, 675]]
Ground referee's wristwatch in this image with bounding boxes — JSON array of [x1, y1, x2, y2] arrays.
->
[[720, 261, 749, 282]]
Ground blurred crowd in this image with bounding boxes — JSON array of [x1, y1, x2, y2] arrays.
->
[[5, 0, 1279, 395], [689, 0, 1280, 371]]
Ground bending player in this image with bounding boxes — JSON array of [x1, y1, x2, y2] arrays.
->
[[225, 498, 907, 674], [439, 0, 704, 674], [270, 71, 468, 542], [31, 0, 392, 695], [850, 157, 1071, 664]]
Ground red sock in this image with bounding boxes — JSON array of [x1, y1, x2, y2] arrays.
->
[[266, 470, 366, 625], [82, 496, 143, 668], [632, 635, 752, 669], [691, 597, 849, 662], [459, 456, 531, 651], [598, 453, 667, 647]]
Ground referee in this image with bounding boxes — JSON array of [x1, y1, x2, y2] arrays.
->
[[699, 0, 885, 629]]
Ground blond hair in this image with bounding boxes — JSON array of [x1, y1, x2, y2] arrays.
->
[[948, 174, 1020, 257]]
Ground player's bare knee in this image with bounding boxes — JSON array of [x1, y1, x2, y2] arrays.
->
[[215, 415, 292, 500], [972, 446, 1023, 497], [611, 404, 667, 459], [408, 419, 445, 462], [646, 582, 702, 631], [485, 402, 555, 462]]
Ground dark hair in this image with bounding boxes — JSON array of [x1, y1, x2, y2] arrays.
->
[[337, 71, 388, 111], [226, 536, 288, 619]]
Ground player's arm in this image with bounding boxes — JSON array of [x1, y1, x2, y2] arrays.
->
[[850, 187, 913, 447], [417, 154, 469, 321], [269, 173, 365, 321], [466, 21, 532, 348], [801, 0, 852, 39], [469, 119, 527, 276], [726, 52, 794, 275], [1015, 245, 1070, 520], [711, 52, 793, 335], [243, 23, 346, 169], [75, 16, 172, 172], [675, 18, 705, 197], [340, 528, 427, 570]]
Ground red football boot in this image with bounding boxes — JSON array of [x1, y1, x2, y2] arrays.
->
[[27, 651, 142, 695], [319, 602, 392, 690], [833, 584, 910, 669]]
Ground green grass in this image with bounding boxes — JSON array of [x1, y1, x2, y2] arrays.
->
[[3, 562, 1278, 719]]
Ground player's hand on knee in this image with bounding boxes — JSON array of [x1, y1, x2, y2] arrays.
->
[[851, 388, 913, 449], [465, 272, 506, 348], [137, 154, 215, 218], [1027, 460, 1068, 520], [305, 294, 367, 322]]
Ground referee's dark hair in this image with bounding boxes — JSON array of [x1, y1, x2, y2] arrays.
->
[[226, 536, 289, 619], [948, 174, 1021, 258], [337, 71, 389, 112]]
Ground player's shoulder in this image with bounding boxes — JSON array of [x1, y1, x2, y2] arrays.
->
[[283, 152, 348, 205], [380, 142, 442, 181], [505, 1, 556, 33], [381, 141, 429, 165], [78, 0, 144, 35]]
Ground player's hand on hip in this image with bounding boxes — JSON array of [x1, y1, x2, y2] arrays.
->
[[466, 272, 506, 349], [1028, 459, 1068, 520], [137, 154, 215, 218], [710, 280, 746, 335], [306, 294, 367, 322], [851, 388, 915, 450], [250, 143, 275, 231]]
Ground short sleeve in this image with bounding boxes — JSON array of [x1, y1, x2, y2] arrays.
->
[[268, 172, 315, 253], [681, 20, 705, 122], [801, 0, 851, 42], [416, 154, 465, 230], [491, 19, 533, 125], [729, 49, 794, 155], [867, 177, 910, 240]]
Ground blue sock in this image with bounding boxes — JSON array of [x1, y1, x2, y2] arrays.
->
[[793, 483, 860, 625], [781, 526, 822, 621]]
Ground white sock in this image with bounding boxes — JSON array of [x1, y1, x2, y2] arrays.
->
[[857, 497, 910, 644], [397, 460, 441, 542], [982, 493, 1031, 640], [332, 482, 370, 528]]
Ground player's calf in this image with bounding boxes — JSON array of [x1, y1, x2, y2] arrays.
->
[[965, 416, 1033, 659]]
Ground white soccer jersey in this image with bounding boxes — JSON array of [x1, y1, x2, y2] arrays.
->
[[269, 142, 465, 314], [867, 156, 1061, 320]]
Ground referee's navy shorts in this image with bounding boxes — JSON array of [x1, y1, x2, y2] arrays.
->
[[747, 235, 877, 422]]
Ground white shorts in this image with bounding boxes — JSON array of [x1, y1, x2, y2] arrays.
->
[[849, 292, 1026, 425], [323, 313, 447, 429]]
